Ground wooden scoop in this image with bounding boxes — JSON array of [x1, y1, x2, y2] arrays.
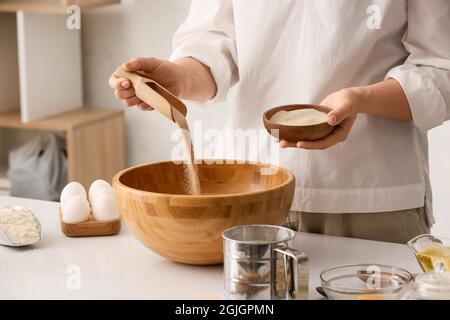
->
[[114, 67, 187, 122]]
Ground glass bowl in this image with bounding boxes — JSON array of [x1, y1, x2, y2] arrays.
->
[[408, 272, 450, 300], [320, 264, 413, 300]]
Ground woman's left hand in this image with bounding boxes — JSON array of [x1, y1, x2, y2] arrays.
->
[[280, 88, 360, 150]]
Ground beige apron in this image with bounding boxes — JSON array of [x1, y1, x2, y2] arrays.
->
[[284, 207, 430, 244]]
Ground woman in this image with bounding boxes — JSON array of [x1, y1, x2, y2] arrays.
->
[[110, 0, 450, 243]]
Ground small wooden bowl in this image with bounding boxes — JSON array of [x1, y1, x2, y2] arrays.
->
[[263, 104, 334, 142], [60, 210, 121, 237]]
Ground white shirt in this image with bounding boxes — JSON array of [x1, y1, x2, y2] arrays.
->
[[170, 0, 450, 224]]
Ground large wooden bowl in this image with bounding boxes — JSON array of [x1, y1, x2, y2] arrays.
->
[[113, 161, 295, 265], [263, 104, 334, 142]]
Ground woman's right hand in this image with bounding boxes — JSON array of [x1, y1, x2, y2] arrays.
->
[[109, 57, 186, 111]]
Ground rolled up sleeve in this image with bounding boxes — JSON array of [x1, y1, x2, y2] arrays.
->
[[170, 0, 238, 103], [386, 0, 450, 132]]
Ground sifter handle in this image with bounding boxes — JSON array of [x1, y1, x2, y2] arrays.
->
[[275, 247, 309, 300]]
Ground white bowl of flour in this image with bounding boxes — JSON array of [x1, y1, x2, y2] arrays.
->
[[0, 206, 42, 246]]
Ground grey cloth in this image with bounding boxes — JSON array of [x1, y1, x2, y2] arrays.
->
[[8, 134, 67, 201], [284, 207, 430, 244]]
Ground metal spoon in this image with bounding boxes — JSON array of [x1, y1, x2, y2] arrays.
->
[[0, 206, 42, 247], [316, 286, 328, 298]]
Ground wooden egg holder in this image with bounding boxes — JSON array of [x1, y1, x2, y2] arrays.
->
[[60, 208, 121, 237]]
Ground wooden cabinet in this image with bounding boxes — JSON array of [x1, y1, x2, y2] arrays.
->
[[0, 107, 125, 192], [0, 0, 124, 196]]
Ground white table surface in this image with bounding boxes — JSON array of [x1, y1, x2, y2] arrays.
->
[[0, 196, 422, 300]]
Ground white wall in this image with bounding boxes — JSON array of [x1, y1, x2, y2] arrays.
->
[[82, 0, 449, 237], [82, 0, 228, 165]]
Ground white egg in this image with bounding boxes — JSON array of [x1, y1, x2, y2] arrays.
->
[[89, 180, 113, 203], [62, 195, 90, 223], [60, 182, 87, 207], [92, 193, 119, 221], [92, 187, 114, 205]]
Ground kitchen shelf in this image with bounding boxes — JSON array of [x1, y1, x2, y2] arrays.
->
[[0, 107, 126, 190], [0, 0, 120, 13], [0, 0, 124, 196], [0, 107, 122, 132]]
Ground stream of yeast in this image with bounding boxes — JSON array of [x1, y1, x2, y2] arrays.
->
[[172, 107, 202, 195]]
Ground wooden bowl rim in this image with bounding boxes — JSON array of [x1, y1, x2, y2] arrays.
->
[[112, 160, 295, 199], [263, 104, 332, 129]]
